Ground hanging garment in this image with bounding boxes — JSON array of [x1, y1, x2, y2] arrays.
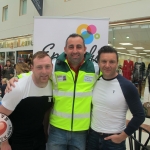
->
[[122, 60, 134, 80]]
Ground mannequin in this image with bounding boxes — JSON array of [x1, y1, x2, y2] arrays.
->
[[133, 58, 145, 81], [145, 63, 150, 79], [132, 58, 145, 97], [122, 57, 134, 80]]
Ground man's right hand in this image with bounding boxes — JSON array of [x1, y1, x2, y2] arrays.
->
[[1, 141, 12, 150], [5, 77, 18, 93]]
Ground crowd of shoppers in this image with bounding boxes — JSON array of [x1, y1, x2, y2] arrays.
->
[[0, 55, 32, 99]]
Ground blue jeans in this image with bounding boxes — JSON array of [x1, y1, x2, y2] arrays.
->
[[47, 125, 87, 150], [87, 128, 126, 150]]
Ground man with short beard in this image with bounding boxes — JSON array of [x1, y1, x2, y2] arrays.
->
[[0, 51, 53, 150]]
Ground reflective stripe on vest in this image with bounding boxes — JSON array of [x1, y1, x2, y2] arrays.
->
[[53, 90, 92, 97], [52, 109, 90, 119]]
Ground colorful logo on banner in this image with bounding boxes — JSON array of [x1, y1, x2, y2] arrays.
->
[[76, 24, 100, 45], [0, 113, 13, 142]]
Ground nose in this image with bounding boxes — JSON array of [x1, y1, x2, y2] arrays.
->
[[72, 47, 78, 53], [41, 67, 47, 73], [105, 62, 110, 67]]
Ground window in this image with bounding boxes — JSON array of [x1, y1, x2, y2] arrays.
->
[[20, 0, 27, 15], [2, 5, 8, 21]]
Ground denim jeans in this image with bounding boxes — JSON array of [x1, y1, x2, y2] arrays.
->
[[87, 128, 126, 150], [47, 125, 87, 150]]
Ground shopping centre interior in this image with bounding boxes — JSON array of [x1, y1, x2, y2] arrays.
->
[[0, 0, 150, 149]]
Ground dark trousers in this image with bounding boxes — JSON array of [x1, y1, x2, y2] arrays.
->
[[86, 128, 126, 150]]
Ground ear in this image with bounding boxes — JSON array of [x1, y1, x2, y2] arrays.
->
[[31, 65, 33, 71], [64, 47, 67, 54]]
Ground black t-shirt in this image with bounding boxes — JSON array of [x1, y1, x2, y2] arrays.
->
[[1, 75, 53, 144]]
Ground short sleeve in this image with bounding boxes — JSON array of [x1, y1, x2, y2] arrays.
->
[[1, 83, 22, 111]]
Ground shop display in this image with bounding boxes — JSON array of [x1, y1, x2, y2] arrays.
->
[[132, 58, 146, 98], [122, 59, 134, 80], [17, 51, 33, 63]]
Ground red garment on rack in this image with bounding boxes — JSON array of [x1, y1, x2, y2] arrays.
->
[[122, 60, 134, 80]]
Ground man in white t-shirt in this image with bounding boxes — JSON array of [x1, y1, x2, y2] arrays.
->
[[87, 46, 145, 150], [0, 51, 53, 150]]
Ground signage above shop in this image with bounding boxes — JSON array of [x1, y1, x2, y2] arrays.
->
[[0, 38, 33, 49]]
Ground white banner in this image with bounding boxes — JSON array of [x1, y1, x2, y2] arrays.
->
[[33, 17, 109, 62]]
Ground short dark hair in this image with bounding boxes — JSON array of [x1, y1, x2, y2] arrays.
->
[[32, 51, 51, 65], [6, 59, 11, 63], [5, 59, 12, 67], [65, 33, 85, 47], [97, 46, 118, 62]]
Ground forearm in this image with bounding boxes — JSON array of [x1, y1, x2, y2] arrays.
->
[[1, 140, 11, 150], [124, 113, 145, 135], [125, 87, 145, 135]]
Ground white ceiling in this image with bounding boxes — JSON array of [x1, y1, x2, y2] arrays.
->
[[108, 23, 150, 57]]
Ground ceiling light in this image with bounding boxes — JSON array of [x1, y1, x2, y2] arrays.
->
[[125, 54, 133, 56], [117, 52, 127, 55], [127, 50, 137, 54], [120, 43, 132, 45], [120, 53, 127, 55], [126, 36, 129, 39], [116, 47, 126, 49], [139, 53, 147, 54], [113, 38, 115, 39], [127, 50, 136, 52], [143, 50, 150, 52], [135, 56, 141, 57], [110, 23, 127, 26], [128, 52, 137, 54], [133, 47, 144, 49], [108, 44, 112, 46]]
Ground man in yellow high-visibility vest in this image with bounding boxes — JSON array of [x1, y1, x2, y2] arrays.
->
[[5, 33, 101, 150]]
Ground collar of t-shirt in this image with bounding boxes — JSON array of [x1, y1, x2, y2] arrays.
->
[[66, 57, 84, 77]]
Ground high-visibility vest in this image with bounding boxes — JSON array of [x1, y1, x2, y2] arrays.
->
[[50, 52, 99, 131], [17, 72, 32, 79]]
